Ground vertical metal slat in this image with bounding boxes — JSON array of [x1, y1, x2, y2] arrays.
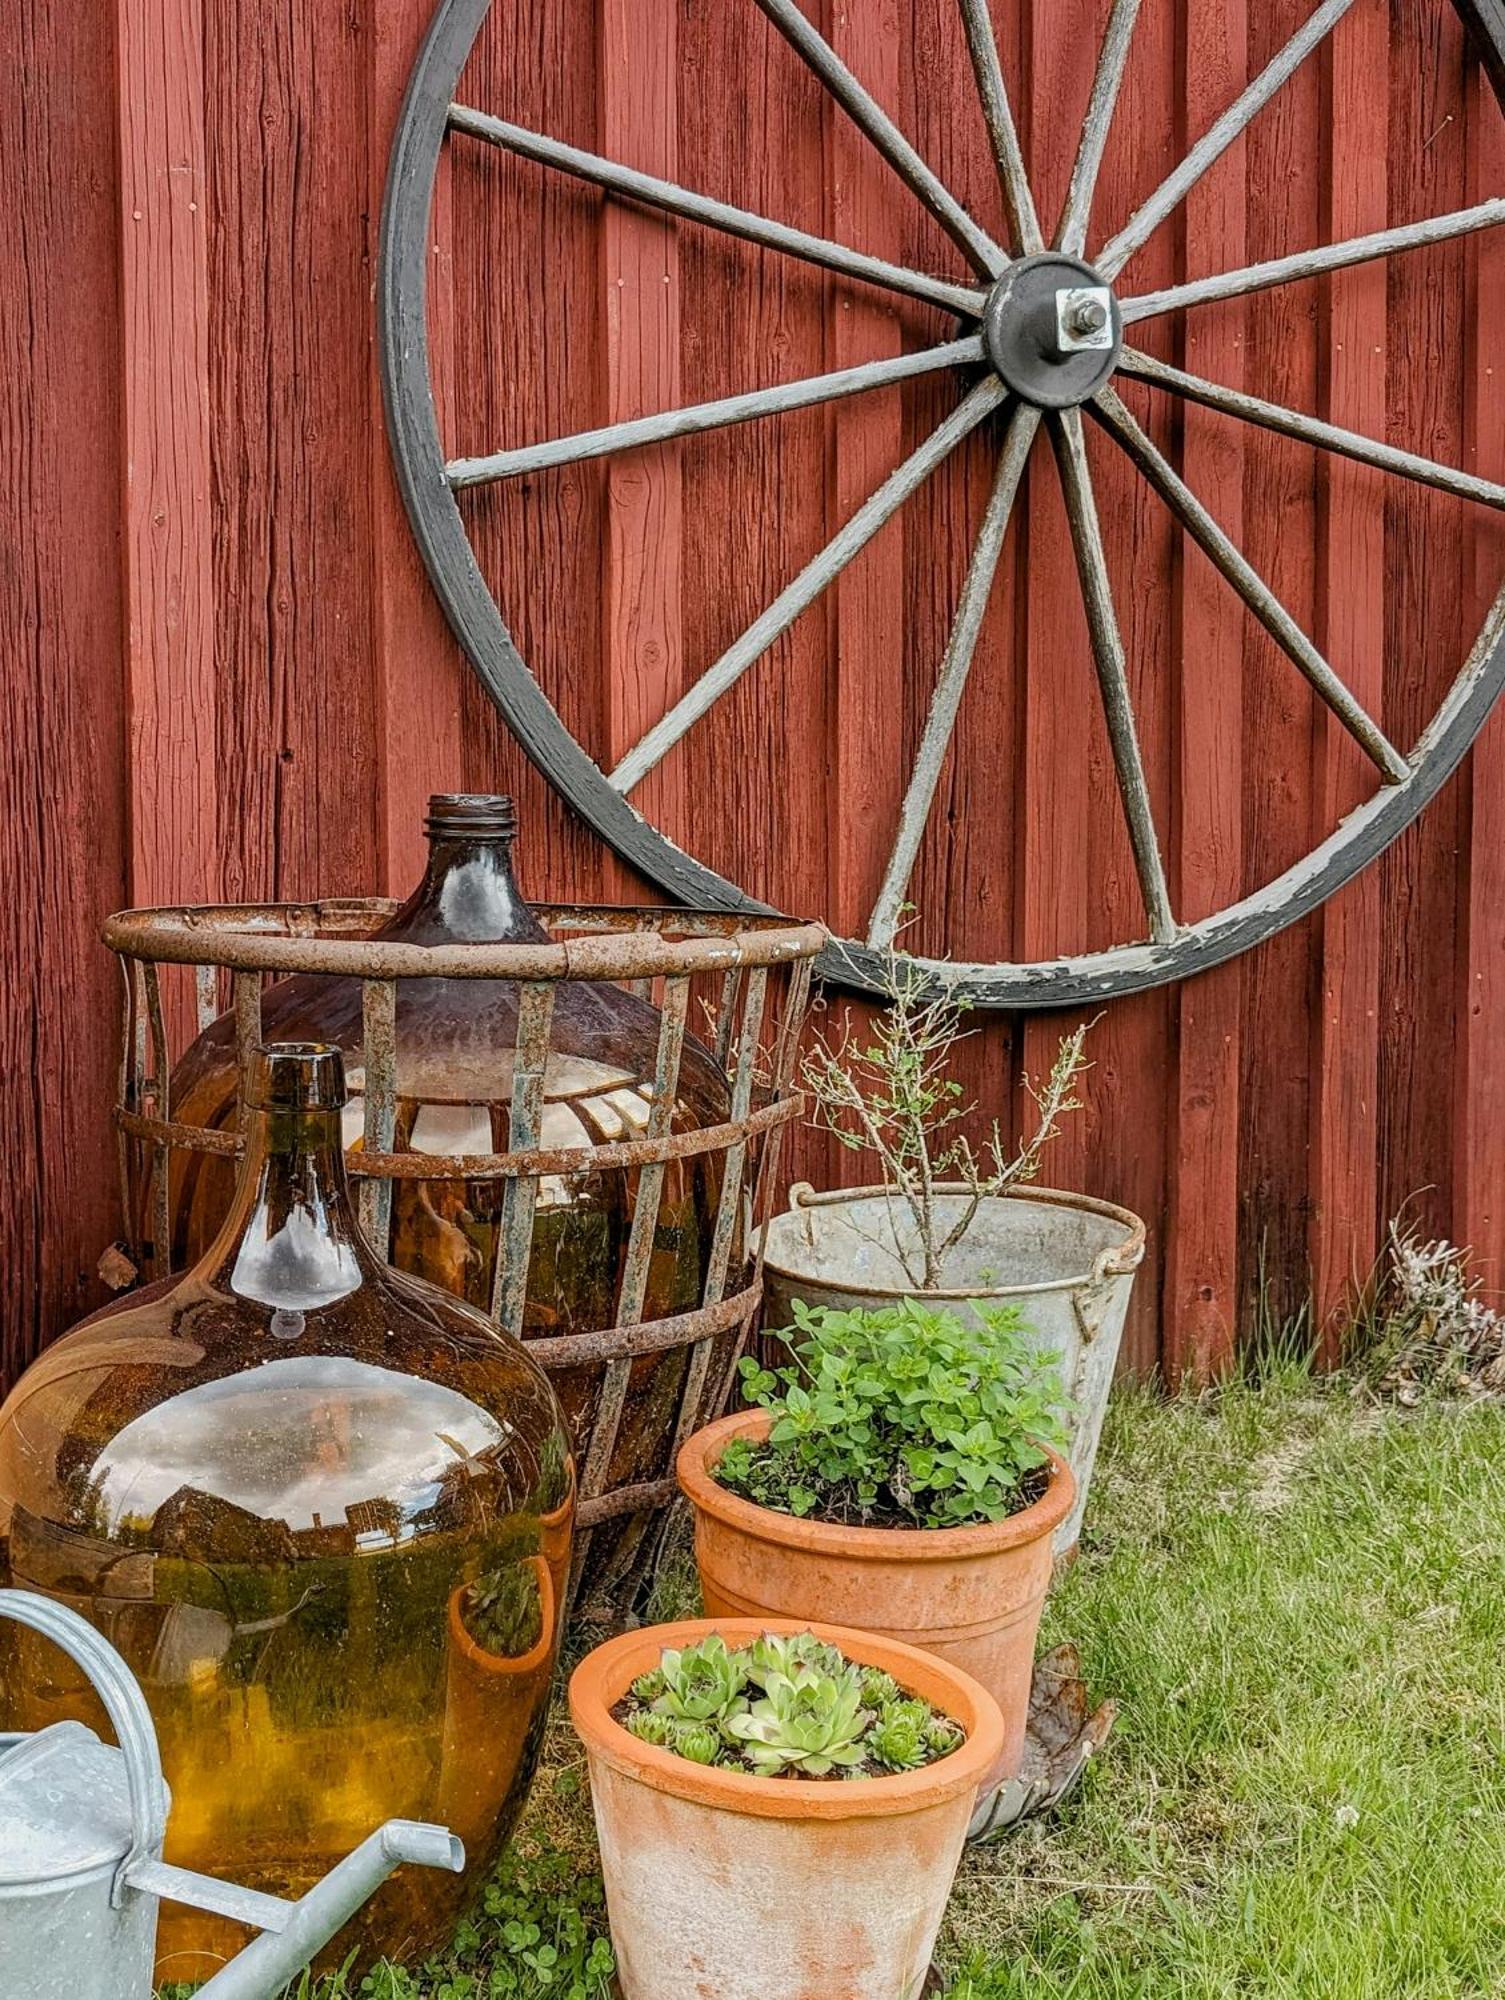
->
[[142, 961, 172, 1278], [194, 962, 220, 1034], [673, 962, 766, 1450], [492, 980, 556, 1335], [572, 973, 691, 1588], [360, 978, 399, 1251]]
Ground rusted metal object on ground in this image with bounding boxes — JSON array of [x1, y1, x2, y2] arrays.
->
[[102, 900, 823, 1607], [966, 1642, 1117, 1842]]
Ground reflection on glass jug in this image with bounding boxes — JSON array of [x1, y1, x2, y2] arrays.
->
[[0, 1043, 573, 1980]]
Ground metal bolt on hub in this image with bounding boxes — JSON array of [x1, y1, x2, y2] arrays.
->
[[1056, 286, 1115, 353]]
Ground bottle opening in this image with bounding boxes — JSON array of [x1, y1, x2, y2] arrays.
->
[[248, 1042, 348, 1112], [425, 793, 518, 842]]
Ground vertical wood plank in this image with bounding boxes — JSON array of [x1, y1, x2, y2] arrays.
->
[[1236, 0, 1323, 1344], [1162, 0, 1245, 1385], [1084, 0, 1177, 1376], [903, 1, 1018, 1178], [826, 0, 906, 943], [1, 0, 130, 1390], [118, 0, 216, 908], [1455, 56, 1505, 1290], [1309, 0, 1388, 1354], [206, 0, 381, 907], [450, 0, 613, 904], [1019, 0, 1098, 1208], [370, 0, 467, 892], [1376, 2, 1469, 1258], [599, 0, 682, 887]]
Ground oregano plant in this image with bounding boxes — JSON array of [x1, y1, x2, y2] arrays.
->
[[714, 1297, 1071, 1530]]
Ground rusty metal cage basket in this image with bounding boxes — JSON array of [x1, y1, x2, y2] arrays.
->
[[102, 899, 824, 1603]]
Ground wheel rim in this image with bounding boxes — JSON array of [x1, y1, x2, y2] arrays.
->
[[379, 0, 1505, 1008]]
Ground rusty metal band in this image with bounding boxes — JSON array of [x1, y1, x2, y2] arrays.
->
[[521, 1279, 759, 1371], [103, 905, 826, 982], [113, 1092, 802, 1176]]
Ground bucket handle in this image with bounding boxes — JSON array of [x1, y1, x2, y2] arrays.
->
[[1073, 1237, 1143, 1344], [0, 1589, 169, 1906]]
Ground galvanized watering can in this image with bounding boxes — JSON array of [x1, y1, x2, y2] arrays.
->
[[0, 1589, 465, 2000]]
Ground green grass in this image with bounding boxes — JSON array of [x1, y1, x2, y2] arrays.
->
[[164, 1371, 1505, 1999]]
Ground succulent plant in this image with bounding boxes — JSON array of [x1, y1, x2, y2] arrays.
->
[[671, 1721, 723, 1765], [868, 1705, 929, 1771], [745, 1630, 845, 1689], [925, 1713, 965, 1757], [624, 1709, 676, 1748], [651, 1633, 750, 1725], [859, 1666, 903, 1710], [616, 1629, 968, 1781], [726, 1660, 872, 1777]]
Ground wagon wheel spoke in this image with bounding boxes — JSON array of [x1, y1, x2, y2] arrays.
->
[[752, 0, 1005, 277], [609, 377, 1008, 795], [447, 336, 986, 487], [1092, 387, 1410, 783], [1055, 0, 1143, 257], [1117, 347, 1505, 512], [868, 402, 1041, 948], [1097, 0, 1359, 279], [448, 105, 987, 318], [1049, 407, 1177, 944], [1121, 198, 1505, 321], [956, 0, 1043, 255]]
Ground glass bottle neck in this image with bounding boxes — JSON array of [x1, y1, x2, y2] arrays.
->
[[200, 1102, 369, 1313], [382, 833, 550, 947]]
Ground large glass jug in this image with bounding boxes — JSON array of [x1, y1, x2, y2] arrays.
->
[[0, 1044, 573, 1981], [164, 796, 732, 1579]]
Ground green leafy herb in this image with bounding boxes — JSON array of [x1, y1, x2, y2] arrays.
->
[[717, 1297, 1071, 1530]]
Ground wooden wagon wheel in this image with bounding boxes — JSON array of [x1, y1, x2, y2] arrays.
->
[[380, 0, 1505, 1008]]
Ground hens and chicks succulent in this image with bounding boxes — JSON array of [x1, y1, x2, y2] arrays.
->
[[621, 1631, 964, 1779]]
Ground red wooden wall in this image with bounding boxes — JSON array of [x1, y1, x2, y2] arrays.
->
[[4, 0, 1505, 1394]]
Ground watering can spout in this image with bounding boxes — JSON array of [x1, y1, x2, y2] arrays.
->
[[191, 1820, 465, 2000]]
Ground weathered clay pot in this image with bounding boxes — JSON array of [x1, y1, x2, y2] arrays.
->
[[569, 1616, 1003, 2000], [677, 1410, 1074, 1791]]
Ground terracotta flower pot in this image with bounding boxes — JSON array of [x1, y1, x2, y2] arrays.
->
[[569, 1616, 1003, 2000], [677, 1409, 1075, 1791], [436, 1557, 559, 1851]]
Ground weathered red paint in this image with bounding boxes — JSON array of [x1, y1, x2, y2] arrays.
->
[[4, 0, 1505, 1397]]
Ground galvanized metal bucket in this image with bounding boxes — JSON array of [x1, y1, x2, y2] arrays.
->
[[761, 1183, 1146, 1553]]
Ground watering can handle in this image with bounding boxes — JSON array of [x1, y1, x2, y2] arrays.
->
[[0, 1588, 169, 1906]]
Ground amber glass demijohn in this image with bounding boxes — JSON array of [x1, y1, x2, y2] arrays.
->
[[0, 1043, 573, 1981], [165, 796, 733, 1562]]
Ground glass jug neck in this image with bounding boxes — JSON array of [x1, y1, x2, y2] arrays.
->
[[200, 1101, 371, 1310], [384, 804, 549, 946]]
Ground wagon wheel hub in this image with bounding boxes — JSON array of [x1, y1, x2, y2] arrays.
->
[[981, 255, 1121, 409]]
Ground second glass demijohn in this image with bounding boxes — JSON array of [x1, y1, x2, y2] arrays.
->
[[165, 795, 734, 1571], [0, 1042, 573, 1980]]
